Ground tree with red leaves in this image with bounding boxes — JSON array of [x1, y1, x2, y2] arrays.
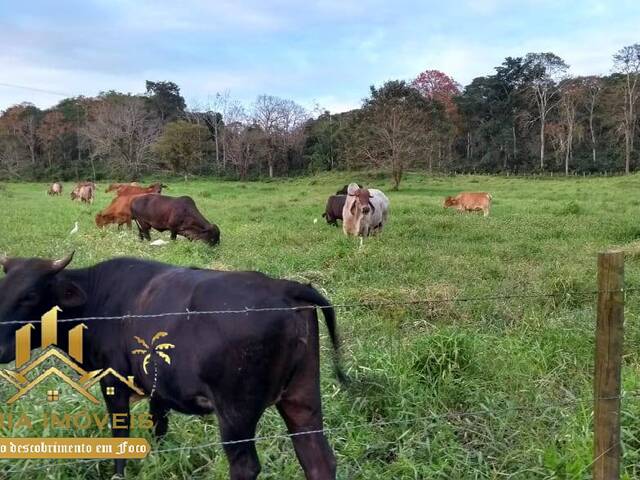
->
[[411, 69, 461, 114], [412, 70, 461, 170]]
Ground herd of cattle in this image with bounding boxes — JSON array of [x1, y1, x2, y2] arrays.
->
[[9, 178, 496, 479], [323, 183, 493, 236], [48, 180, 221, 245], [48, 180, 493, 246]]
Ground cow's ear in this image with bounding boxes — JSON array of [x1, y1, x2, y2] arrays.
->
[[54, 278, 87, 309], [350, 199, 357, 216]]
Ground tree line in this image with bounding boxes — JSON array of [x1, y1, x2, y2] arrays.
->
[[0, 44, 638, 187]]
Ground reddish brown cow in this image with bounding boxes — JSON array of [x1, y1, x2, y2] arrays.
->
[[443, 192, 492, 217], [95, 193, 149, 229], [116, 183, 166, 196], [105, 182, 139, 193]]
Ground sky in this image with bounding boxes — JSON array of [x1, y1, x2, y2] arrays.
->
[[0, 0, 639, 113]]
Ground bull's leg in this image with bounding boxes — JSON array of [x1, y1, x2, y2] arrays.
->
[[276, 395, 336, 480], [217, 409, 263, 480], [170, 231, 177, 240], [149, 397, 170, 440], [101, 382, 130, 478]]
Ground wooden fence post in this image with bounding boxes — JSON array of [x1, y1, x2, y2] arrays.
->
[[593, 250, 624, 480]]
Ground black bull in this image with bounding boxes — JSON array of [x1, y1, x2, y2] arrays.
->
[[0, 254, 346, 479]]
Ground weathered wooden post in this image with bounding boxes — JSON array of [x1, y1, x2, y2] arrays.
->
[[593, 250, 624, 480]]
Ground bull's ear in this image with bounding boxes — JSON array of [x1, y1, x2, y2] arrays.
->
[[350, 200, 357, 216], [54, 278, 87, 309], [51, 251, 74, 273]]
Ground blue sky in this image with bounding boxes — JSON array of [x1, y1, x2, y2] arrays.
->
[[0, 0, 638, 113]]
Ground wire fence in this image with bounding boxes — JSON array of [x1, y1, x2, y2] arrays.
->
[[0, 286, 638, 476], [2, 287, 637, 326], [0, 395, 610, 475], [3, 390, 640, 476]]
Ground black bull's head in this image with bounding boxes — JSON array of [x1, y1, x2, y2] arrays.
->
[[0, 252, 84, 363]]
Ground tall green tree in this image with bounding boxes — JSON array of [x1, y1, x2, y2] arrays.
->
[[523, 52, 569, 170], [145, 81, 186, 123], [612, 44, 640, 174], [153, 120, 212, 177]]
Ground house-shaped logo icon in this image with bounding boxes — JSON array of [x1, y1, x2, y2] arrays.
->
[[0, 306, 144, 404]]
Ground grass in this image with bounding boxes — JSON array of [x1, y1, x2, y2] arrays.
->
[[0, 171, 639, 479]]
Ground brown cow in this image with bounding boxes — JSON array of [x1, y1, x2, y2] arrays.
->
[[71, 182, 96, 203], [115, 183, 166, 197], [105, 182, 139, 193], [48, 182, 63, 196], [443, 192, 492, 217], [322, 195, 346, 226], [95, 193, 150, 229]]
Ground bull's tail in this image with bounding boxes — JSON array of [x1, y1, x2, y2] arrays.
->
[[321, 212, 327, 218], [289, 283, 348, 385]]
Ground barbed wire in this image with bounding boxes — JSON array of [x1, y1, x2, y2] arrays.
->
[[1, 360, 639, 475], [5, 390, 640, 475], [0, 396, 594, 475], [1, 287, 636, 326]]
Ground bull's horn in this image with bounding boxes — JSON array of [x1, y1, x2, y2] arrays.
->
[[51, 251, 75, 271]]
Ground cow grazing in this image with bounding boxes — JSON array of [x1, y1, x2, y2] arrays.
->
[[105, 182, 139, 193], [48, 182, 63, 196], [336, 183, 362, 195], [95, 193, 149, 229], [131, 195, 220, 246], [342, 183, 390, 237], [71, 182, 96, 203], [116, 183, 166, 197], [443, 192, 492, 217], [322, 195, 346, 226], [0, 253, 346, 478]]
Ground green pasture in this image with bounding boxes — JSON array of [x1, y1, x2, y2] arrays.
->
[[0, 172, 639, 479]]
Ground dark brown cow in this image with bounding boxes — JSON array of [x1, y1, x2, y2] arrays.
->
[[116, 183, 166, 197], [322, 195, 346, 226], [131, 195, 220, 246]]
